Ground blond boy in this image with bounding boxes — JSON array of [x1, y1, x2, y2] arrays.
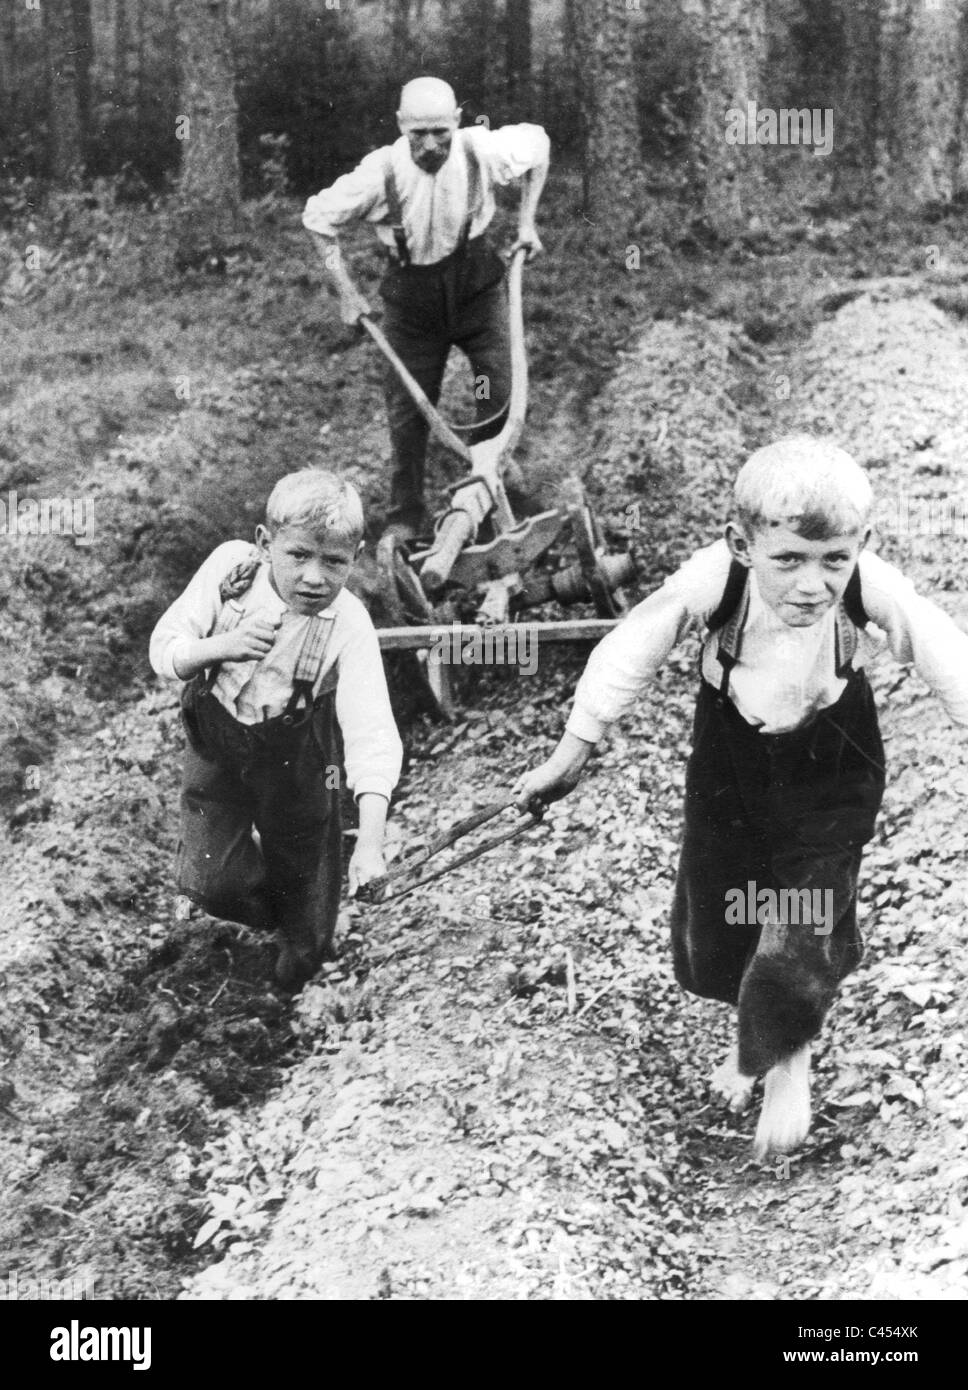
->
[[515, 438, 968, 1156], [150, 471, 402, 990]]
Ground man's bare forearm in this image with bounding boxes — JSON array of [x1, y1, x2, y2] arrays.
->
[[307, 230, 356, 295], [307, 231, 371, 323], [519, 157, 549, 228]]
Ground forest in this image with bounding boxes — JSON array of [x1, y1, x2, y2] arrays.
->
[[4, 1, 968, 233], [1, 0, 967, 1318]]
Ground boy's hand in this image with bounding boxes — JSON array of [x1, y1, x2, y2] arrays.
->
[[512, 759, 578, 813], [348, 844, 386, 897], [219, 611, 281, 663], [511, 731, 596, 813]]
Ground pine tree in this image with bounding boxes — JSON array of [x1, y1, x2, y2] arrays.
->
[[172, 0, 241, 267], [566, 0, 645, 227]]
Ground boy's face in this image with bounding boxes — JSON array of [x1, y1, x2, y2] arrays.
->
[[256, 523, 362, 616], [726, 520, 867, 628]]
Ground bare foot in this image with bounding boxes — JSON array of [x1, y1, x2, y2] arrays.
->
[[753, 1044, 811, 1160], [710, 1044, 756, 1113]]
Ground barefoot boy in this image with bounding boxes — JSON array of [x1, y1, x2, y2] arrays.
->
[[514, 438, 968, 1157], [150, 470, 402, 990]]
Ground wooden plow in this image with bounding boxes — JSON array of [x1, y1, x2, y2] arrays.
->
[[361, 247, 636, 715]]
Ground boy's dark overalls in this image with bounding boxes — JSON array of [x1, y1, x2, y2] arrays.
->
[[380, 142, 510, 528], [175, 557, 342, 975], [671, 561, 886, 1075]]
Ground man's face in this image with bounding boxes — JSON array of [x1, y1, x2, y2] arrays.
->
[[402, 120, 457, 174], [727, 521, 866, 628], [256, 523, 361, 616]]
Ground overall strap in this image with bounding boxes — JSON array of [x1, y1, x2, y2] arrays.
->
[[706, 557, 749, 633], [384, 152, 410, 267], [711, 566, 751, 698], [284, 614, 337, 716], [834, 564, 867, 676], [841, 563, 869, 628], [707, 556, 867, 692], [456, 135, 483, 254], [204, 549, 263, 689]]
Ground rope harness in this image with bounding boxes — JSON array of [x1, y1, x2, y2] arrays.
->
[[356, 798, 547, 905]]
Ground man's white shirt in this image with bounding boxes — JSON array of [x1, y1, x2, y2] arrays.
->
[[302, 124, 550, 265]]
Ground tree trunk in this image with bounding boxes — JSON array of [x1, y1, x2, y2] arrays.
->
[[690, 0, 766, 237], [463, 0, 497, 117], [43, 0, 85, 179], [136, 0, 147, 139], [831, 0, 881, 203], [173, 0, 241, 265], [390, 0, 410, 80], [879, 0, 968, 208], [506, 0, 532, 120], [73, 0, 94, 152], [566, 0, 645, 228], [114, 0, 131, 106], [952, 1, 968, 199], [0, 0, 17, 129]]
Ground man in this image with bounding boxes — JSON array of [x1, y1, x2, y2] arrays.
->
[[303, 76, 550, 541]]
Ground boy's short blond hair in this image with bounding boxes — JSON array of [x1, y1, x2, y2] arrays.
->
[[734, 436, 872, 540], [265, 469, 364, 545]]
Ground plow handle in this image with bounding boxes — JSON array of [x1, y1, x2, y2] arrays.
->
[[359, 316, 472, 464], [418, 249, 529, 595]]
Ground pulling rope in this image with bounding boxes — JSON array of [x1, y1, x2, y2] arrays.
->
[[355, 798, 546, 905]]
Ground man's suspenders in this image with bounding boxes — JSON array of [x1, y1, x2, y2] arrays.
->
[[384, 136, 483, 267], [708, 557, 869, 694], [383, 161, 411, 267]]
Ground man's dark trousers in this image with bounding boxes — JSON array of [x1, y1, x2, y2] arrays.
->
[[379, 234, 511, 530]]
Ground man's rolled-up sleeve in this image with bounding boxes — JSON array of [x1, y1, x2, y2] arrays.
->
[[302, 148, 389, 237], [474, 123, 550, 186]]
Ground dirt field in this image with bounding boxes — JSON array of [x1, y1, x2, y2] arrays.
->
[[2, 181, 967, 1300]]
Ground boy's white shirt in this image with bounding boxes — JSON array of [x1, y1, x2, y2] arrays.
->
[[149, 540, 403, 802], [566, 538, 968, 742], [302, 124, 551, 265]]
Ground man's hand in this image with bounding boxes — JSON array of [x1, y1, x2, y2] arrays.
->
[[308, 232, 371, 324], [348, 843, 386, 897], [509, 224, 544, 261], [218, 611, 281, 664], [338, 286, 372, 326]]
